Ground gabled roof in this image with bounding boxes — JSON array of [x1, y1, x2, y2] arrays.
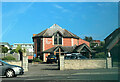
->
[[43, 46, 75, 53], [73, 43, 95, 52], [0, 42, 12, 49], [104, 27, 120, 51], [43, 43, 95, 53], [33, 24, 80, 39]]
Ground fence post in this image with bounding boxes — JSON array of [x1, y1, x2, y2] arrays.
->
[[60, 54, 64, 70], [107, 57, 112, 68], [22, 56, 28, 71]]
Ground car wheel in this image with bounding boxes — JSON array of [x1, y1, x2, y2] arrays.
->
[[6, 69, 15, 78]]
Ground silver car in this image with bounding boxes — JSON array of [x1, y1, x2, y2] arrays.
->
[[0, 59, 24, 78]]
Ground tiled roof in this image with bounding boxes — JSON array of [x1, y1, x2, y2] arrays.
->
[[43, 43, 95, 53], [0, 42, 12, 48], [33, 24, 80, 39], [104, 27, 120, 50]]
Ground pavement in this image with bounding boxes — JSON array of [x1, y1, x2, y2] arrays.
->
[[1, 63, 119, 81]]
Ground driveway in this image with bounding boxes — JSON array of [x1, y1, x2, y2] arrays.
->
[[1, 63, 119, 80]]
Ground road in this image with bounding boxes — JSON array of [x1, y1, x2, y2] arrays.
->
[[1, 63, 119, 81]]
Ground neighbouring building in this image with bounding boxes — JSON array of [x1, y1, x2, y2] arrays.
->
[[0, 42, 12, 53], [104, 27, 120, 67], [0, 42, 12, 50], [13, 43, 34, 60], [32, 24, 95, 62], [90, 40, 101, 47]]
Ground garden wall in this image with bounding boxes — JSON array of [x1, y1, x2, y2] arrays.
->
[[5, 60, 22, 67], [64, 59, 106, 70], [59, 55, 112, 70]]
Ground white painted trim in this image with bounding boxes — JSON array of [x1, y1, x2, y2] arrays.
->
[[43, 38, 44, 51], [52, 35, 63, 45], [71, 38, 73, 46], [52, 36, 54, 45], [43, 53, 46, 62]]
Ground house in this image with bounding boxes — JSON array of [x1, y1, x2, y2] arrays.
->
[[90, 40, 101, 48], [104, 27, 120, 52], [0, 42, 12, 50], [104, 27, 120, 66], [0, 42, 12, 53], [32, 24, 94, 62], [13, 43, 34, 60]]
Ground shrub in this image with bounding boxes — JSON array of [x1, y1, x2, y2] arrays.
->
[[2, 56, 16, 60], [93, 46, 104, 52], [33, 58, 43, 63], [94, 52, 106, 58]]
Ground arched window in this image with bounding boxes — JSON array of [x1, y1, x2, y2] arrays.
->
[[54, 33, 62, 45]]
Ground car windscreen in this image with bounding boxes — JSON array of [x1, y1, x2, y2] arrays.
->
[[65, 56, 71, 59], [79, 56, 87, 59], [48, 55, 56, 58], [70, 56, 76, 59]]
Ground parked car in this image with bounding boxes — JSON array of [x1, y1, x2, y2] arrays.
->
[[47, 55, 57, 63], [64, 55, 71, 59], [0, 59, 24, 78], [65, 54, 88, 59]]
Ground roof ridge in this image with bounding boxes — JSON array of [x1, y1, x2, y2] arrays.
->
[[64, 29, 80, 38], [50, 24, 62, 29], [64, 29, 74, 37], [43, 28, 48, 36]]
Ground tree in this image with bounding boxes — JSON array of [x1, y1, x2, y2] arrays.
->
[[10, 49, 17, 54], [100, 41, 105, 46], [15, 45, 23, 53], [94, 52, 106, 58], [84, 36, 93, 42], [93, 46, 104, 53], [23, 48, 27, 56], [2, 47, 8, 57]]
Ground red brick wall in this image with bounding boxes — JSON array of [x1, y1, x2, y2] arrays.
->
[[40, 39, 43, 52], [34, 39, 37, 55], [44, 38, 54, 51], [79, 39, 90, 47], [63, 38, 72, 46], [45, 53, 49, 61], [28, 56, 33, 59], [73, 38, 79, 46]]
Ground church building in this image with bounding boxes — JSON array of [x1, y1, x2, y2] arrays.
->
[[32, 24, 93, 62]]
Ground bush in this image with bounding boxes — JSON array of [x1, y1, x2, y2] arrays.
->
[[94, 52, 106, 58], [93, 46, 104, 52], [33, 58, 43, 63], [2, 56, 16, 60]]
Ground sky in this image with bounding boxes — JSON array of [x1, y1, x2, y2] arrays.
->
[[2, 2, 118, 45]]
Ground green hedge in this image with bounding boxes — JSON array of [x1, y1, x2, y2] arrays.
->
[[2, 56, 16, 60], [94, 52, 106, 58], [33, 58, 43, 63]]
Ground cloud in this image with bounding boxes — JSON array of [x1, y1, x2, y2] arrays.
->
[[54, 4, 63, 9], [97, 3, 104, 6], [53, 4, 70, 13]]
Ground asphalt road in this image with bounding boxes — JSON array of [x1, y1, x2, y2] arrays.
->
[[1, 63, 119, 81]]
